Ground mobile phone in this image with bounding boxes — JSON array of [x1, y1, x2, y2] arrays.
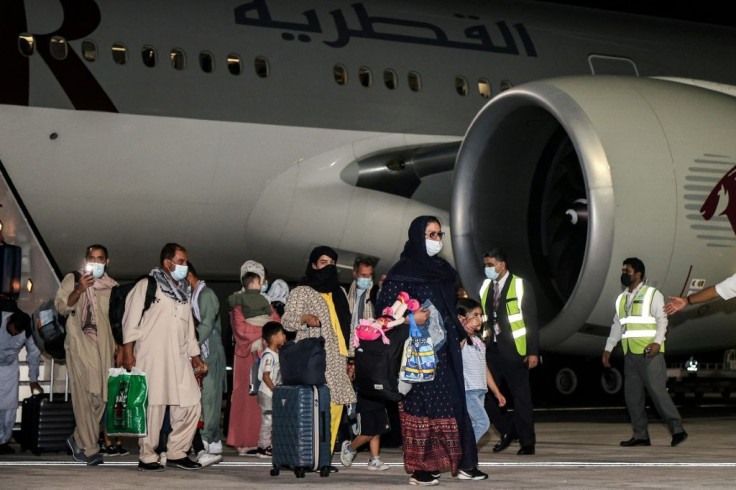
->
[[84, 263, 94, 274]]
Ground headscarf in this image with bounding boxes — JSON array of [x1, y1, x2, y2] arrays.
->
[[299, 246, 352, 346], [240, 260, 265, 291], [386, 215, 457, 283], [265, 279, 289, 304]]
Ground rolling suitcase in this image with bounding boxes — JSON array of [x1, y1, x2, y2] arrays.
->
[[270, 384, 331, 478], [20, 359, 76, 455]]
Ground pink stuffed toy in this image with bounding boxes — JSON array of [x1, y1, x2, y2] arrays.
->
[[354, 291, 420, 346]]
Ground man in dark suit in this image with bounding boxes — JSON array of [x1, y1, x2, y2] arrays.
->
[[480, 247, 539, 455]]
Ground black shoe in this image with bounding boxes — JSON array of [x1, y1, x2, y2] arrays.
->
[[138, 461, 165, 472], [66, 435, 85, 462], [671, 431, 688, 447], [429, 471, 441, 479], [517, 446, 535, 455], [0, 443, 15, 455], [620, 437, 651, 447], [166, 457, 203, 470], [115, 445, 130, 456], [458, 467, 488, 480], [410, 471, 439, 486], [492, 433, 516, 453], [100, 445, 119, 456], [85, 453, 104, 466], [329, 465, 339, 473]]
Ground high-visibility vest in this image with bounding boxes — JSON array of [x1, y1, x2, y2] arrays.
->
[[616, 285, 664, 354], [480, 275, 527, 356]]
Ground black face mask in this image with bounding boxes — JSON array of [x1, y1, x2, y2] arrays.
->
[[620, 273, 633, 287]]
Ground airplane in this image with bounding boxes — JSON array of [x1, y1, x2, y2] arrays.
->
[[2, 0, 736, 400]]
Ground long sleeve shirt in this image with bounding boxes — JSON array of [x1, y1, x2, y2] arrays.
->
[[605, 283, 667, 353]]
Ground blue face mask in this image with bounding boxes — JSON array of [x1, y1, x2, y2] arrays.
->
[[356, 277, 372, 290], [485, 266, 499, 281], [86, 262, 105, 279], [260, 281, 269, 293], [170, 261, 189, 281]]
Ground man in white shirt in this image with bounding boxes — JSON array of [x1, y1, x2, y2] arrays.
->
[[664, 272, 736, 314], [602, 257, 687, 447]]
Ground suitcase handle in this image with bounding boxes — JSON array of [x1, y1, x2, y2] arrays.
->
[[48, 358, 70, 402]]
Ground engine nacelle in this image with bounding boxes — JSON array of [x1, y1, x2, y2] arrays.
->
[[452, 76, 736, 355]]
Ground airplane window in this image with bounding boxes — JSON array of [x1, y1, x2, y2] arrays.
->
[[170, 49, 186, 70], [82, 40, 97, 62], [383, 69, 398, 90], [334, 64, 347, 85], [141, 46, 156, 67], [408, 71, 421, 92], [254, 56, 269, 78], [478, 79, 491, 98], [112, 43, 127, 65], [50, 36, 68, 60], [227, 54, 242, 75], [359, 67, 372, 87], [500, 79, 513, 92], [455, 76, 468, 96], [18, 34, 34, 57], [199, 51, 214, 73]]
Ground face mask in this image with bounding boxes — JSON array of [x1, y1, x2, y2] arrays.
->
[[425, 239, 443, 257], [87, 262, 105, 279], [356, 278, 372, 290], [620, 273, 633, 287], [485, 266, 499, 281], [260, 281, 269, 293], [170, 261, 189, 281]]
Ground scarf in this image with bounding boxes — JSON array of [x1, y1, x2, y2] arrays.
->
[[150, 267, 189, 304], [191, 279, 210, 359], [240, 260, 265, 291], [79, 271, 118, 327], [299, 246, 352, 346]]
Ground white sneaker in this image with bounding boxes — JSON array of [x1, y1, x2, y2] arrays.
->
[[202, 441, 209, 453], [339, 440, 356, 467], [207, 440, 223, 455], [158, 452, 167, 466], [367, 457, 390, 471], [196, 450, 222, 467]]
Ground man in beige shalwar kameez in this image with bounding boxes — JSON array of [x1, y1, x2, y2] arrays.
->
[[122, 243, 207, 472]]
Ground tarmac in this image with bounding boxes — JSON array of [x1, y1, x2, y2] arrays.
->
[[1, 404, 735, 489]]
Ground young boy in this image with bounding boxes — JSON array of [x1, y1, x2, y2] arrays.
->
[[339, 374, 392, 471], [255, 321, 286, 458], [228, 272, 272, 321]]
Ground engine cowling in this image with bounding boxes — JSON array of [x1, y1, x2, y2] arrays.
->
[[452, 76, 736, 355]]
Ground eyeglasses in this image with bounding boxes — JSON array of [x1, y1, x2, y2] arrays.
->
[[425, 231, 446, 239]]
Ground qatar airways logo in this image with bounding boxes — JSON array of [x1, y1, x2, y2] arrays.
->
[[701, 164, 736, 234]]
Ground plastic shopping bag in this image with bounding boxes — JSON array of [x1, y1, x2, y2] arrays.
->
[[106, 367, 148, 437]]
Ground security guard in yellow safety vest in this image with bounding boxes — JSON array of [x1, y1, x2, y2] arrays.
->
[[602, 257, 688, 448], [481, 247, 538, 455]]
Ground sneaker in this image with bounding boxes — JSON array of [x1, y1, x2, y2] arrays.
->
[[410, 471, 439, 486], [207, 440, 223, 455], [100, 445, 119, 456], [243, 447, 259, 457], [367, 457, 390, 471], [66, 435, 85, 462], [158, 452, 167, 466], [202, 440, 209, 453], [196, 450, 223, 467], [256, 446, 272, 458], [138, 461, 165, 472], [115, 445, 129, 456], [84, 453, 104, 466], [166, 457, 203, 470], [458, 467, 488, 480], [430, 471, 441, 479], [340, 440, 356, 467]]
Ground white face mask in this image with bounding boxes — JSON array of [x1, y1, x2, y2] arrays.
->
[[425, 239, 443, 257], [169, 261, 189, 281], [86, 262, 105, 279]]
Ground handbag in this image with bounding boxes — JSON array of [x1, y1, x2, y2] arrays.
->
[[398, 313, 436, 383], [106, 367, 148, 437], [279, 326, 327, 386]]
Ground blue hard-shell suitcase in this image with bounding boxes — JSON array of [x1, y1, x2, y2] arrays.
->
[[270, 385, 331, 478]]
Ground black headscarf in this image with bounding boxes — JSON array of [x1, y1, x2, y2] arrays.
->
[[386, 215, 457, 284], [300, 246, 352, 346]]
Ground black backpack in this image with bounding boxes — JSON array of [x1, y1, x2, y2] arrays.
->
[[354, 323, 410, 402], [31, 272, 81, 361], [108, 276, 157, 345]]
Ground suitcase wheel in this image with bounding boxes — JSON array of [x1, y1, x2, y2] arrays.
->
[[294, 468, 306, 478], [319, 466, 330, 477], [270, 467, 279, 477]]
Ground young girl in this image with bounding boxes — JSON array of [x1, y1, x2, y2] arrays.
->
[[457, 298, 506, 442]]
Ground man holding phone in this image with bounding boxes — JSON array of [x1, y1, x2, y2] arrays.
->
[[55, 244, 119, 465]]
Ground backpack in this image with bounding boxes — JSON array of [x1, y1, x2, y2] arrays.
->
[[31, 272, 81, 361], [109, 275, 157, 345], [354, 323, 409, 402]]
